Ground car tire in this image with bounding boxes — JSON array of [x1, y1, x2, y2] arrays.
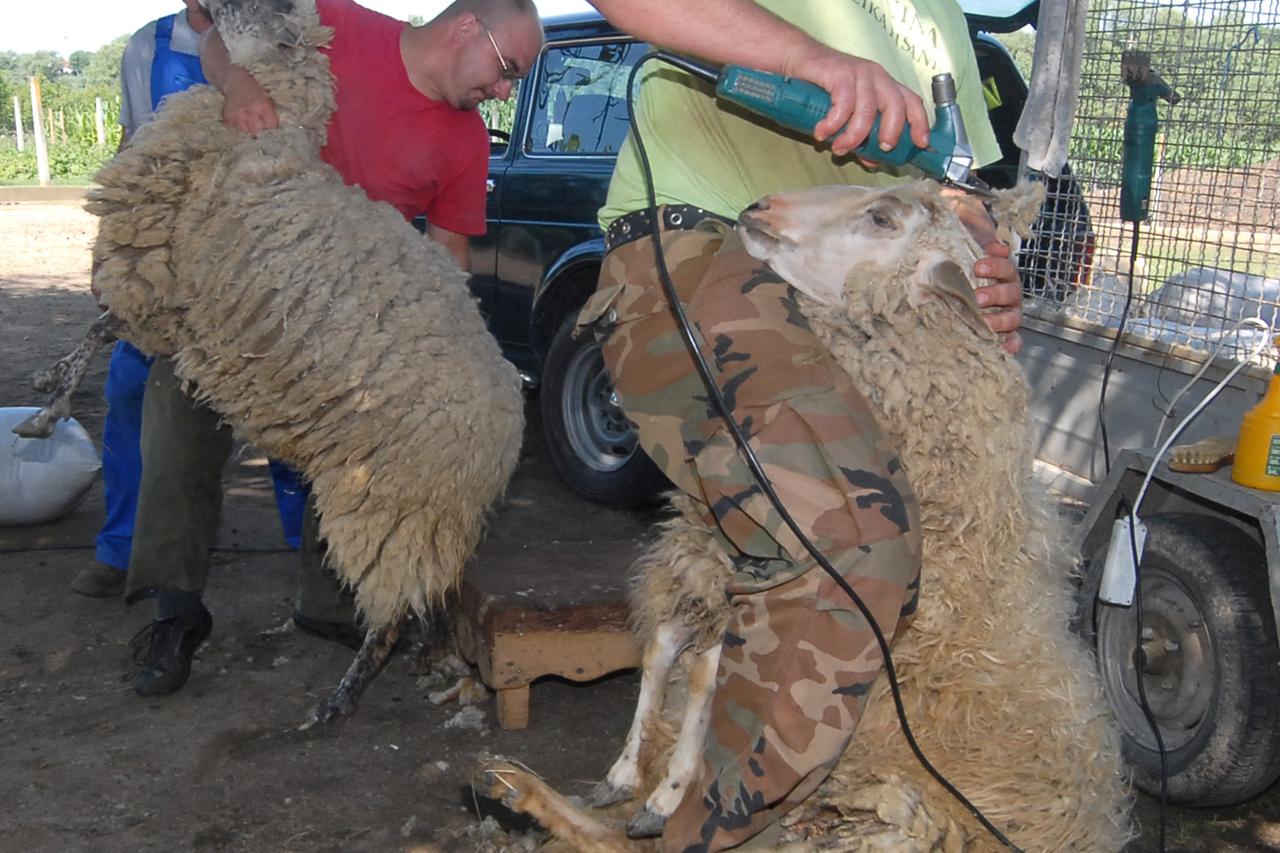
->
[[540, 314, 668, 508], [1080, 512, 1280, 806]]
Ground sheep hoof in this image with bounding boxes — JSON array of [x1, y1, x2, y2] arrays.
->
[[12, 410, 56, 439], [302, 691, 356, 728], [587, 780, 633, 808], [626, 807, 667, 839], [477, 765, 521, 808]]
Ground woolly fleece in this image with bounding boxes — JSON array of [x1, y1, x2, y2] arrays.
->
[[86, 0, 524, 629]]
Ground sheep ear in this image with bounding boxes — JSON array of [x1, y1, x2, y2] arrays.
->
[[927, 260, 998, 341]]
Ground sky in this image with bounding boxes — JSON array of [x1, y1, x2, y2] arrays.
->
[[1, 0, 595, 56]]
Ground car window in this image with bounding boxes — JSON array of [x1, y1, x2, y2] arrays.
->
[[527, 40, 645, 156], [481, 91, 519, 140]]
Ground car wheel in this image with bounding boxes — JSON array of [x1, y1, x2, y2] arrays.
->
[[1080, 512, 1280, 805], [540, 314, 668, 508]]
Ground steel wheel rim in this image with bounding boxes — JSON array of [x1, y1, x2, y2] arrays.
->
[[560, 337, 637, 473], [1096, 565, 1216, 752]]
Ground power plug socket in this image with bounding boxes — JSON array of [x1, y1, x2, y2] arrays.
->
[[1098, 516, 1147, 606]]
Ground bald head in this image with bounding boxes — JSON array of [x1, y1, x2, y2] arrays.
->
[[405, 0, 543, 111], [436, 0, 541, 31]]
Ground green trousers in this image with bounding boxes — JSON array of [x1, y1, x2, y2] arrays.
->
[[124, 357, 354, 622]]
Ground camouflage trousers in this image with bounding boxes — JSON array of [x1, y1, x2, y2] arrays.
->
[[580, 211, 923, 851]]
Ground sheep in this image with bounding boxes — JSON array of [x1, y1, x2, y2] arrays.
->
[[479, 180, 1133, 851], [76, 0, 524, 723]]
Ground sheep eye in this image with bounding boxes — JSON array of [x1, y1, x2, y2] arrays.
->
[[870, 210, 896, 230]]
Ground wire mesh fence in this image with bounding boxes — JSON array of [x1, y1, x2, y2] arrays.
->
[[1022, 0, 1280, 363]]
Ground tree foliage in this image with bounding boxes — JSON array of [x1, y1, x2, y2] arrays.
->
[[0, 32, 129, 181], [69, 51, 92, 76], [84, 35, 130, 92], [18, 50, 65, 81]]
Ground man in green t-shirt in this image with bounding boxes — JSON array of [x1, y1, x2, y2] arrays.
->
[[580, 1, 1025, 849]]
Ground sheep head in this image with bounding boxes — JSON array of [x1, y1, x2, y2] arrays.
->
[[205, 0, 323, 63], [738, 181, 995, 341], [738, 183, 934, 307], [202, 0, 335, 134]]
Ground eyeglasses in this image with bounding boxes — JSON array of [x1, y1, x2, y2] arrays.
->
[[481, 22, 520, 83]]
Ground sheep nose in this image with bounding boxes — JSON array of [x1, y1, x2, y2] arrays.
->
[[742, 198, 771, 214]]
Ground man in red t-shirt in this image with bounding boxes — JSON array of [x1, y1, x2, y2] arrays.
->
[[211, 0, 544, 266], [126, 0, 544, 698]]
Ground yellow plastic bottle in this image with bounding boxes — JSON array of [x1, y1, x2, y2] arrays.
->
[[1232, 362, 1280, 491]]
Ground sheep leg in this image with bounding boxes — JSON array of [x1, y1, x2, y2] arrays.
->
[[627, 642, 721, 839], [478, 760, 636, 853], [302, 612, 405, 728], [14, 312, 121, 439], [416, 601, 455, 659], [589, 620, 694, 808]]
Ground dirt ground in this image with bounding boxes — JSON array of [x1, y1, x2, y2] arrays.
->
[[2, 201, 1279, 852]]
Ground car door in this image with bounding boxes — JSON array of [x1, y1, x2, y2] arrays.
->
[[469, 92, 523, 330]]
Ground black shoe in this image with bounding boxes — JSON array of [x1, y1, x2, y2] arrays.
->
[[71, 564, 127, 598], [129, 605, 212, 697], [292, 611, 364, 651]]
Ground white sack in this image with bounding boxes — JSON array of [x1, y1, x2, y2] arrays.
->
[[0, 407, 101, 526]]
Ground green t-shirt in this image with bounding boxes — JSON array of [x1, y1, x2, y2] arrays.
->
[[599, 0, 1002, 228]]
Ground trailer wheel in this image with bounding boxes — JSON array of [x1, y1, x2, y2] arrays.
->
[[1082, 512, 1280, 805]]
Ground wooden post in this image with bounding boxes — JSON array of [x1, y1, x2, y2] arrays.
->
[[12, 95, 23, 152], [29, 77, 50, 186], [57, 109, 67, 145], [46, 107, 54, 141], [95, 97, 106, 147]]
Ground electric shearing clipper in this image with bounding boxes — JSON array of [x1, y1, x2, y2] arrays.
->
[[664, 55, 993, 198]]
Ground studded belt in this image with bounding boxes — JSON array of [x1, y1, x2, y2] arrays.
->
[[604, 204, 736, 254]]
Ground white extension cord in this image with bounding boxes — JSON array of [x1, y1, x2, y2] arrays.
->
[[1098, 317, 1273, 606]]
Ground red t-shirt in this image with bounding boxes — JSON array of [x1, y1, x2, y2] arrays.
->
[[316, 0, 488, 232]]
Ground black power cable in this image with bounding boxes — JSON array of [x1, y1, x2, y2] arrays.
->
[[1097, 215, 1169, 849], [1098, 220, 1143, 476], [626, 52, 1022, 852], [1119, 498, 1168, 852]]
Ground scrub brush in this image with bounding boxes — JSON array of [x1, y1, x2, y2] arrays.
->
[[1167, 435, 1235, 473]]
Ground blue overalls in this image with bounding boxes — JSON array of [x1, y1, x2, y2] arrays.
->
[[94, 14, 307, 570]]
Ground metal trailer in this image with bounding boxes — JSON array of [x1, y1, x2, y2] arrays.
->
[[1013, 0, 1280, 804]]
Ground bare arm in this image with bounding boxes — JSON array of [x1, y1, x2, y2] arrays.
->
[[586, 0, 929, 155], [427, 225, 472, 272], [199, 26, 280, 135]]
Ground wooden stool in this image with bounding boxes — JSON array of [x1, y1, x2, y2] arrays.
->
[[456, 540, 644, 729]]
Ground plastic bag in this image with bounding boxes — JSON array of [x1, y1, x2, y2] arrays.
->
[[0, 407, 101, 526]]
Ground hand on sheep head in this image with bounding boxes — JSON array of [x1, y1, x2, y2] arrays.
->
[[946, 190, 1023, 355], [222, 66, 280, 136], [973, 241, 1022, 355]]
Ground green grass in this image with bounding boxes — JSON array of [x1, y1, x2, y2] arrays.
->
[[1092, 222, 1280, 290]]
